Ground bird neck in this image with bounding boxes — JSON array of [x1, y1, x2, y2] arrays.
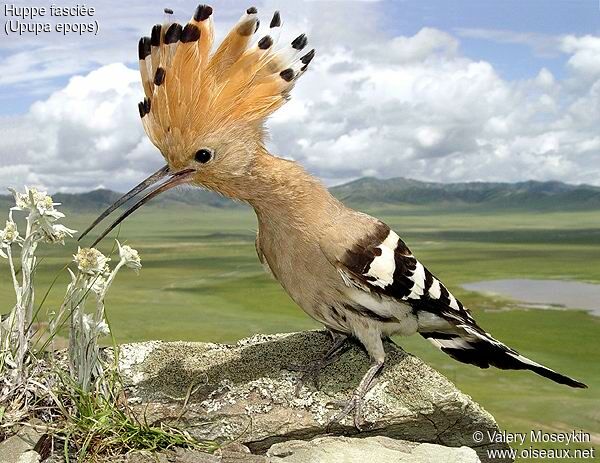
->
[[242, 151, 341, 232]]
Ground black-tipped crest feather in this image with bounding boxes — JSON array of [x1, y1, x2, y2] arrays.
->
[[181, 23, 201, 42], [194, 4, 213, 21], [135, 5, 315, 154], [151, 24, 162, 46], [280, 68, 294, 82], [138, 37, 151, 60], [154, 67, 165, 86], [258, 35, 273, 49], [301, 49, 315, 65], [164, 23, 182, 44], [270, 11, 281, 28], [292, 34, 308, 50]]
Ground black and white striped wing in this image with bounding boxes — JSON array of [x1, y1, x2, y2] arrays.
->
[[327, 221, 587, 388], [336, 222, 475, 325]]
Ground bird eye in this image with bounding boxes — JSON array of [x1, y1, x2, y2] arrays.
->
[[194, 148, 213, 164]]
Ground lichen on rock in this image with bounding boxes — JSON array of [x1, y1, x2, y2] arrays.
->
[[118, 331, 512, 462]]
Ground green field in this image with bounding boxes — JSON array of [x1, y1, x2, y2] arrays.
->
[[1, 202, 599, 457]]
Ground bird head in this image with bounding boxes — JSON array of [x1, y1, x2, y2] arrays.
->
[[80, 4, 314, 245]]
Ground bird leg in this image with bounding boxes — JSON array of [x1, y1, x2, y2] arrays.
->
[[328, 360, 384, 430], [289, 331, 350, 395]]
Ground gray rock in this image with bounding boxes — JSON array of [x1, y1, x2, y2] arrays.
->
[[220, 443, 268, 462], [0, 426, 43, 463], [17, 451, 41, 463], [112, 444, 266, 463], [122, 447, 220, 463], [267, 436, 481, 462], [118, 331, 511, 463]]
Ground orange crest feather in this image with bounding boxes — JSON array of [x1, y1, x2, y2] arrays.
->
[[137, 5, 315, 155]]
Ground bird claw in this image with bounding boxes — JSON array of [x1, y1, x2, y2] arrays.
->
[[287, 333, 350, 396], [326, 392, 367, 431], [288, 360, 325, 396], [325, 360, 384, 431]]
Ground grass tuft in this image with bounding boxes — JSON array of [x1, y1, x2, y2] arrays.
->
[[53, 372, 218, 461]]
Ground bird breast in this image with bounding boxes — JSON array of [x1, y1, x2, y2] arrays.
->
[[255, 221, 418, 338]]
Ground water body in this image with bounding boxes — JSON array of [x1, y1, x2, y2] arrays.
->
[[462, 279, 600, 317]]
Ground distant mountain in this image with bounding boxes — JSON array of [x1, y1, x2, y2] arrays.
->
[[1, 178, 599, 212], [330, 177, 600, 211], [51, 188, 239, 211], [0, 187, 239, 213]]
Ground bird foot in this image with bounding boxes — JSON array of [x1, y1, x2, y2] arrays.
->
[[327, 392, 368, 430], [326, 360, 384, 431], [287, 332, 350, 396], [288, 360, 328, 395], [289, 348, 347, 395]]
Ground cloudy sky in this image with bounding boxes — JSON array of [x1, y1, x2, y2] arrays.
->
[[1, 0, 600, 192]]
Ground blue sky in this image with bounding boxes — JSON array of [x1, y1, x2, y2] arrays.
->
[[1, 0, 600, 191], [360, 0, 600, 84], [2, 0, 599, 115]]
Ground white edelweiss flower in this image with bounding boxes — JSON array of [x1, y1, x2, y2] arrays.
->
[[29, 187, 60, 214], [117, 240, 142, 273], [10, 187, 45, 210], [81, 313, 94, 332], [9, 187, 29, 211], [74, 247, 110, 275], [80, 314, 110, 336], [95, 319, 110, 336], [0, 220, 19, 245], [43, 223, 77, 244], [9, 187, 62, 218], [91, 274, 108, 296], [9, 187, 71, 247]]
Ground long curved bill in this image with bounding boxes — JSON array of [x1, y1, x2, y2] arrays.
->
[[79, 166, 196, 247], [78, 165, 170, 241]]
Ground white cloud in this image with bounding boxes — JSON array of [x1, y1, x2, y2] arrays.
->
[[560, 35, 600, 81], [455, 28, 561, 57], [368, 28, 459, 63], [266, 26, 600, 186], [0, 63, 157, 192], [1, 3, 600, 192]]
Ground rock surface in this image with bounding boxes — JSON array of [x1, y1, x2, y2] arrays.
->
[[118, 331, 511, 462], [267, 436, 481, 462], [0, 425, 43, 463], [123, 447, 221, 463]]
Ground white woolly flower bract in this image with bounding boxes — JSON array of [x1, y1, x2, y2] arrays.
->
[[81, 314, 110, 337], [9, 187, 60, 216], [74, 247, 110, 275], [0, 220, 19, 245], [8, 187, 76, 245], [91, 274, 108, 296], [95, 319, 110, 337], [44, 223, 77, 244], [117, 240, 142, 273]]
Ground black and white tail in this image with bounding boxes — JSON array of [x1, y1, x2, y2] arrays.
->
[[420, 323, 587, 389], [332, 219, 586, 389]]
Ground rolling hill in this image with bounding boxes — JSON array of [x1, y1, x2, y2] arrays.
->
[[330, 177, 600, 210], [1, 177, 599, 212]]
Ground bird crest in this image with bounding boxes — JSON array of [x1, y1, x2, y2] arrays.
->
[[137, 5, 315, 162]]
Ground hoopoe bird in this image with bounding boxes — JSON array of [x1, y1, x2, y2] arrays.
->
[[80, 4, 586, 428]]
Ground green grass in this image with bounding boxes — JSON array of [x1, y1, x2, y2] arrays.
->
[[1, 203, 599, 456], [51, 370, 218, 461]]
